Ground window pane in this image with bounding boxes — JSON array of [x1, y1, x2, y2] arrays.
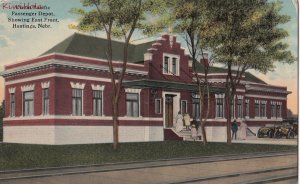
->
[[172, 58, 177, 74], [181, 101, 187, 114], [126, 93, 138, 100], [126, 93, 139, 117], [24, 91, 34, 99], [164, 56, 169, 73], [126, 102, 132, 116], [133, 102, 139, 117], [72, 98, 76, 115], [155, 99, 161, 114], [29, 101, 34, 115]]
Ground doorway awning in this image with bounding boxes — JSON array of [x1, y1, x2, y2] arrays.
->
[[122, 79, 224, 93]]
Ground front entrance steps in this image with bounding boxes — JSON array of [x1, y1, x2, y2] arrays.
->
[[164, 128, 202, 141]]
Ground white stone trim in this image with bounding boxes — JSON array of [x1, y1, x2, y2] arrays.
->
[[125, 88, 141, 93], [152, 42, 162, 46], [245, 94, 286, 100], [70, 82, 85, 89], [4, 115, 163, 121], [237, 95, 244, 99], [169, 35, 174, 47], [147, 48, 158, 51], [245, 85, 287, 94], [125, 88, 142, 117], [8, 87, 15, 94], [215, 94, 225, 98], [162, 53, 180, 76], [144, 53, 153, 61], [21, 84, 35, 92], [41, 81, 50, 89], [162, 91, 181, 128], [2, 58, 147, 78], [91, 84, 105, 91], [5, 73, 111, 85]]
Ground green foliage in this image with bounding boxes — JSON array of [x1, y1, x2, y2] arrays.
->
[[0, 142, 296, 170], [200, 0, 295, 73], [70, 0, 168, 38]]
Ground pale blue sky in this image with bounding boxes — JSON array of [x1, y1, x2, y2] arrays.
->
[[0, 0, 298, 113]]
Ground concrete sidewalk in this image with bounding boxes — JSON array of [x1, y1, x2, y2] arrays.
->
[[204, 134, 298, 146], [229, 136, 297, 146]]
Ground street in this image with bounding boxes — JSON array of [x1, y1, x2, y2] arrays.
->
[[0, 152, 297, 184]]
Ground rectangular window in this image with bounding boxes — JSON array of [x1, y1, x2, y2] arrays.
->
[[10, 93, 15, 117], [155, 98, 161, 114], [172, 58, 177, 74], [181, 100, 187, 114], [255, 101, 260, 117], [126, 93, 139, 117], [93, 90, 102, 116], [72, 89, 82, 116], [192, 98, 200, 119], [277, 104, 281, 118], [216, 98, 224, 118], [23, 91, 34, 116], [271, 104, 276, 117], [163, 54, 179, 76], [163, 56, 169, 73], [245, 100, 249, 117], [260, 103, 266, 117], [231, 99, 235, 118], [43, 88, 49, 115], [237, 99, 243, 118]]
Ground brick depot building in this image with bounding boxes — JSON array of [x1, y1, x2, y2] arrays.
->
[[0, 33, 289, 144]]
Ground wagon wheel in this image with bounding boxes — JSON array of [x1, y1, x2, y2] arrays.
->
[[288, 131, 295, 139], [274, 131, 282, 139], [267, 131, 273, 138]]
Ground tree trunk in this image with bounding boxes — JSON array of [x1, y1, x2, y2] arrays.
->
[[112, 100, 119, 150], [226, 93, 232, 144]]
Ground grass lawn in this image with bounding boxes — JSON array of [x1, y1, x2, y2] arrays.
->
[[0, 141, 297, 171]]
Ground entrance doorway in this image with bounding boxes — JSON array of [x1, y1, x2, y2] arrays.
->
[[165, 95, 174, 128]]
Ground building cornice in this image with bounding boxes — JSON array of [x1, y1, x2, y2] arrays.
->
[[1, 53, 148, 78]]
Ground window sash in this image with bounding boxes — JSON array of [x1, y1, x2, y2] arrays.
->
[[237, 99, 243, 118], [164, 56, 169, 73], [10, 93, 15, 117], [93, 90, 102, 116], [181, 100, 187, 114], [126, 93, 139, 117], [216, 98, 224, 118], [255, 103, 260, 117], [172, 58, 177, 74], [155, 99, 161, 114], [276, 105, 281, 117], [260, 104, 266, 117], [72, 89, 82, 116], [271, 105, 276, 117], [43, 89, 49, 115], [245, 101, 249, 117], [23, 91, 34, 116]]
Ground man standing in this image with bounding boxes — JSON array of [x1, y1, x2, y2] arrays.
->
[[231, 119, 238, 140]]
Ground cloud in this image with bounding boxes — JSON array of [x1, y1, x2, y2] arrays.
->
[[0, 35, 14, 47]]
